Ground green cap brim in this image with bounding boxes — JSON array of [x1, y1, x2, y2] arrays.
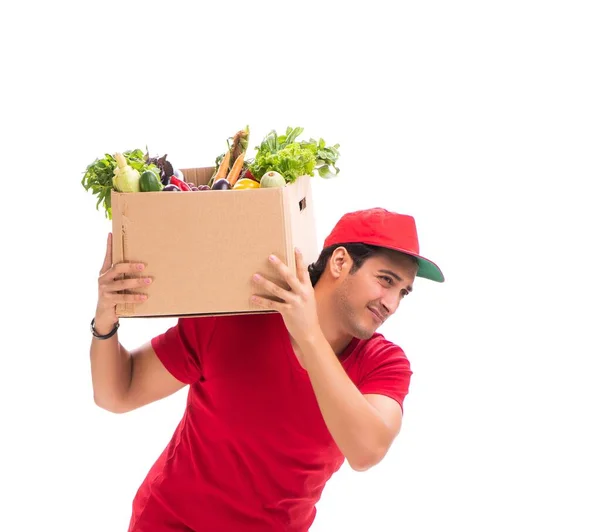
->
[[415, 257, 445, 283]]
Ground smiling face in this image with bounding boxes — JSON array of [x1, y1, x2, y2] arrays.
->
[[331, 248, 419, 339]]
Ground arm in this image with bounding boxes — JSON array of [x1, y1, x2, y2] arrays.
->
[[297, 334, 402, 471], [90, 233, 186, 414], [90, 314, 186, 414], [250, 249, 403, 471]]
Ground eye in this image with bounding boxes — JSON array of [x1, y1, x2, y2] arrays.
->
[[379, 275, 394, 285]]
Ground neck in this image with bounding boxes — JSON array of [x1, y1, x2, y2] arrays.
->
[[314, 283, 354, 356]]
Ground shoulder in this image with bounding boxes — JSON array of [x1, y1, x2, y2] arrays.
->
[[357, 332, 409, 363], [349, 332, 412, 378]]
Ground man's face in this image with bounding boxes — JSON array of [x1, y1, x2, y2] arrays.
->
[[334, 251, 418, 339]]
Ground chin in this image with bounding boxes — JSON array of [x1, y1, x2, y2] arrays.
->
[[352, 309, 383, 339], [350, 321, 378, 340], [355, 329, 376, 340]]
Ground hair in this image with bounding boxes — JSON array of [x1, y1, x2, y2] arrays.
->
[[307, 243, 417, 286]]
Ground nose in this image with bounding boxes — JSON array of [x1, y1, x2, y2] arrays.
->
[[381, 294, 400, 316]]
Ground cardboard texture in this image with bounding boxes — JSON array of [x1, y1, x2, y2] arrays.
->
[[111, 168, 318, 318]]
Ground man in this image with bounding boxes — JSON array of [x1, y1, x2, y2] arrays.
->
[[90, 207, 444, 531]]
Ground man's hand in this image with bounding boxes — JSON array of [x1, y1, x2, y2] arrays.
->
[[96, 232, 151, 332], [250, 248, 320, 349]]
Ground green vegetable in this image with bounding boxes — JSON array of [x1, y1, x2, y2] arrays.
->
[[81, 149, 158, 219], [113, 152, 141, 193], [139, 170, 163, 192], [249, 127, 340, 184], [260, 170, 287, 188]]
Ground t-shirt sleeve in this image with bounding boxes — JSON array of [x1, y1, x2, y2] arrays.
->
[[357, 343, 413, 413], [151, 317, 217, 385]]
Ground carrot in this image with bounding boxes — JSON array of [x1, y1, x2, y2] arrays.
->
[[214, 150, 231, 181], [227, 152, 246, 186]]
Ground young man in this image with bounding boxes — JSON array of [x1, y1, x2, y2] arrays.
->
[[90, 207, 444, 532]]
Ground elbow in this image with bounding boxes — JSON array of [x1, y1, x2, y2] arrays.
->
[[349, 461, 372, 472], [93, 394, 130, 414], [348, 447, 387, 472], [347, 431, 395, 472]]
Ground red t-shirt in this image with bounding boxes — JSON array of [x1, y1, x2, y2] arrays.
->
[[128, 313, 412, 532]]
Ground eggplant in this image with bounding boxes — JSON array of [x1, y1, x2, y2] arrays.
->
[[211, 178, 232, 190], [163, 184, 181, 191]]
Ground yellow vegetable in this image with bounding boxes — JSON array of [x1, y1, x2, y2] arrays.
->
[[232, 178, 261, 190]]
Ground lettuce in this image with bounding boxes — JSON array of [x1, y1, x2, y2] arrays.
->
[[249, 127, 340, 184], [81, 149, 158, 219]]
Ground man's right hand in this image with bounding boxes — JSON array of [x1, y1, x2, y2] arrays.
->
[[94, 232, 152, 334]]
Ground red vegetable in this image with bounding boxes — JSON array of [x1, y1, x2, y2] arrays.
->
[[169, 175, 192, 191], [241, 168, 257, 182]]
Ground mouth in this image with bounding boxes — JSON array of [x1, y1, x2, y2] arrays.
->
[[368, 307, 384, 324]]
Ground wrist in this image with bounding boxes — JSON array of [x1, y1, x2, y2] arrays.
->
[[93, 310, 119, 336], [297, 328, 326, 356]]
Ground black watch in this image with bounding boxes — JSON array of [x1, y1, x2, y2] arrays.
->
[[91, 318, 120, 340]]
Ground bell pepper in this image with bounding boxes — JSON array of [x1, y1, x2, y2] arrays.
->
[[169, 175, 192, 191], [232, 178, 261, 190]]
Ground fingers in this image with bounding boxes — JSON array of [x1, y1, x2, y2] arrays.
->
[[250, 293, 285, 311], [98, 258, 151, 308], [268, 254, 303, 292], [97, 236, 150, 312], [100, 233, 112, 275], [105, 291, 149, 304], [106, 276, 152, 292], [294, 248, 309, 284], [100, 261, 146, 282], [99, 276, 151, 304], [252, 273, 289, 302]]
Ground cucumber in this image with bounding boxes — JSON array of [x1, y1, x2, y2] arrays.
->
[[139, 170, 163, 192]]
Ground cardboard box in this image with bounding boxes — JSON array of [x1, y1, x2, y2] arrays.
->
[[111, 168, 318, 318]]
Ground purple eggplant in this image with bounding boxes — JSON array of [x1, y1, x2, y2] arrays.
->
[[211, 178, 232, 190], [163, 184, 181, 191]]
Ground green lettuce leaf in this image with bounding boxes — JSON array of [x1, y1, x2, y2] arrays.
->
[[249, 127, 340, 184]]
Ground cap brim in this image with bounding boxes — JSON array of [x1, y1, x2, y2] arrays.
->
[[371, 244, 445, 283], [414, 256, 445, 283]]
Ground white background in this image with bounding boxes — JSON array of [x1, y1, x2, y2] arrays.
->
[[1, 1, 599, 531]]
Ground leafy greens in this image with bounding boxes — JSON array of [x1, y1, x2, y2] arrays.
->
[[81, 149, 157, 219], [249, 127, 340, 184]]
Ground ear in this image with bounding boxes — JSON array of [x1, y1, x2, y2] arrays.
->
[[328, 247, 352, 279]]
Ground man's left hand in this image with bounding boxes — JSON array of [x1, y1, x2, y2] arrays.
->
[[250, 248, 320, 349]]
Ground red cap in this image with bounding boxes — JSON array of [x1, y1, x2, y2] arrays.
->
[[323, 208, 444, 282]]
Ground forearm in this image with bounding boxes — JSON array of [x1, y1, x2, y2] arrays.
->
[[299, 333, 392, 471], [89, 312, 132, 412]]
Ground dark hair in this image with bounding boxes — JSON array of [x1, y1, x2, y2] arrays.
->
[[307, 243, 381, 286], [308, 242, 419, 286]]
